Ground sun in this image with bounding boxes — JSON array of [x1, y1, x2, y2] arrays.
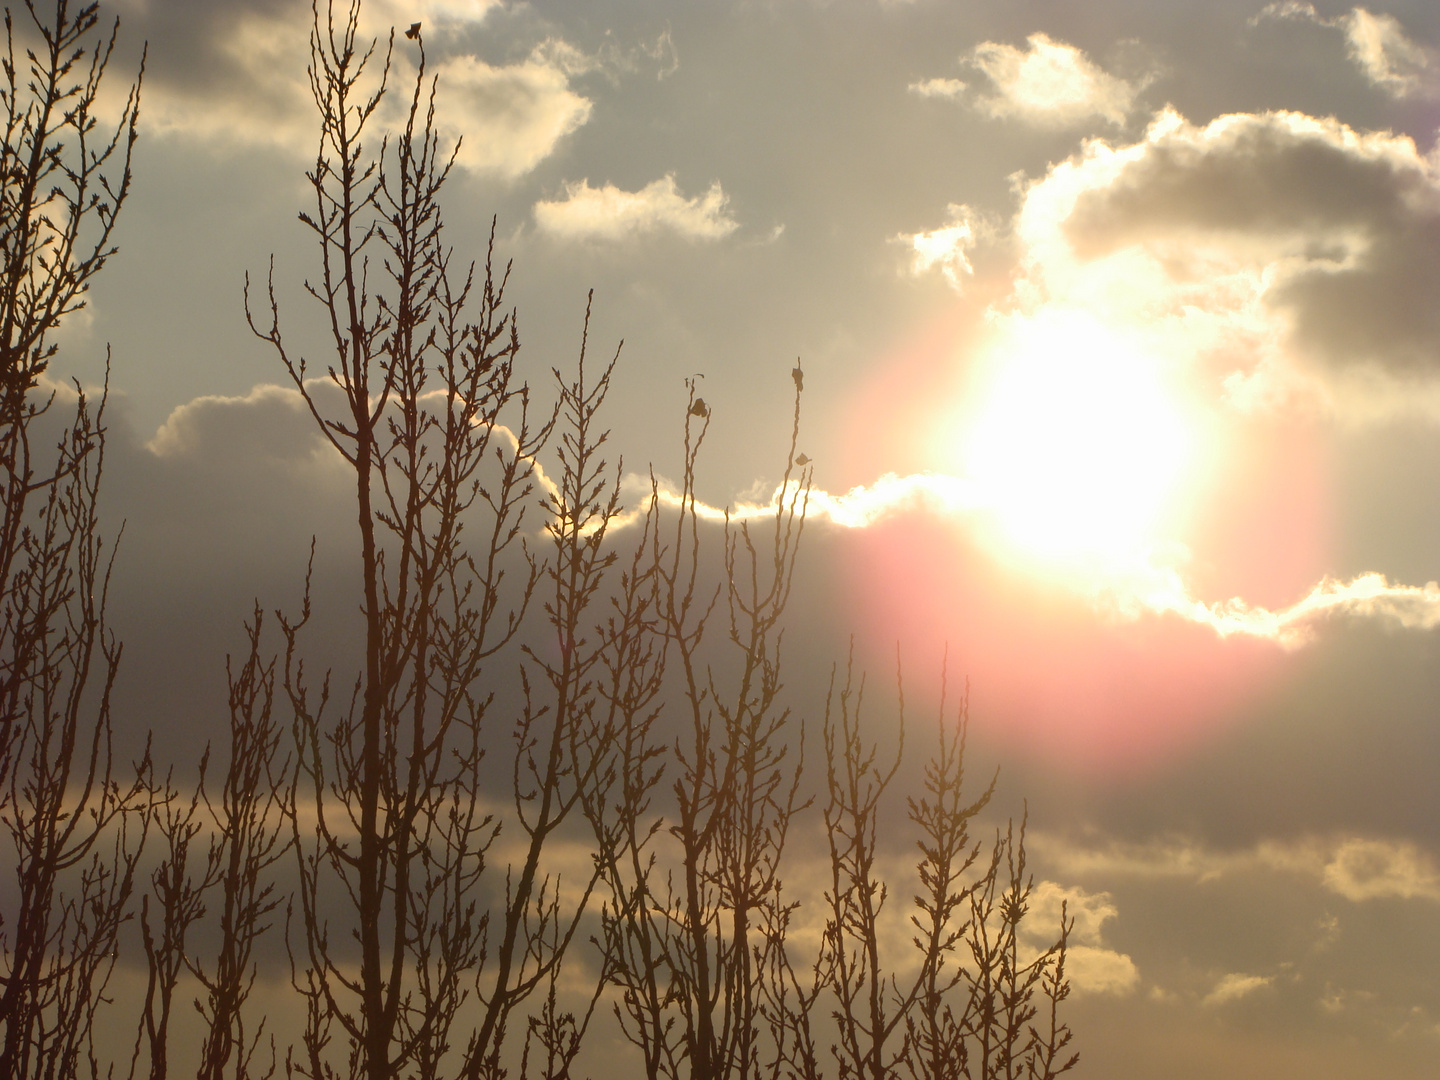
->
[[955, 310, 1202, 573]]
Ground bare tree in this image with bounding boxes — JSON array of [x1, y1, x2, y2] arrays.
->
[[663, 388, 812, 1080], [0, 5, 1082, 1080], [901, 674, 995, 1080], [133, 605, 291, 1080], [193, 608, 292, 1080], [817, 660, 910, 1080], [586, 376, 815, 1080], [133, 765, 211, 1080], [247, 6, 622, 1078], [578, 378, 1078, 1080], [811, 661, 1077, 1080], [580, 487, 671, 1080], [0, 1, 149, 1076]]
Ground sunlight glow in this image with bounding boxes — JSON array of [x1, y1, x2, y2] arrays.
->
[[958, 310, 1200, 571]]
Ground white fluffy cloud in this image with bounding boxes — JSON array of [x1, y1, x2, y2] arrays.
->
[[1027, 881, 1119, 946], [146, 383, 335, 470], [1066, 947, 1143, 995], [967, 33, 1138, 127], [897, 203, 978, 289], [1025, 881, 1140, 995], [534, 175, 739, 242], [434, 44, 594, 178], [907, 76, 967, 100]]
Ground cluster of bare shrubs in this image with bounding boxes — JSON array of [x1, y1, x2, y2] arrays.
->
[[0, 2, 1078, 1079]]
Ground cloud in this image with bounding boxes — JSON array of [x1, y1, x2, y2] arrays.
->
[[610, 471, 986, 535], [1251, 0, 1323, 21], [1019, 107, 1440, 408], [146, 383, 336, 470], [896, 203, 979, 289], [1340, 9, 1433, 97], [1031, 831, 1329, 884], [1066, 946, 1142, 995], [434, 45, 594, 178], [135, 379, 563, 549], [878, 106, 1440, 645], [1322, 838, 1440, 902], [965, 33, 1138, 127], [121, 1, 592, 174], [534, 175, 739, 242], [1025, 881, 1140, 995], [640, 28, 681, 80], [1033, 831, 1440, 905], [367, 0, 505, 30], [1203, 972, 1273, 1007], [620, 466, 1440, 644], [1027, 881, 1119, 946], [1132, 569, 1440, 647], [907, 76, 967, 100], [1253, 4, 1435, 98], [130, 3, 314, 152]]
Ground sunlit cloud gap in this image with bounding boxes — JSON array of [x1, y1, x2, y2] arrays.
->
[[1142, 570, 1440, 645], [622, 470, 1440, 648]]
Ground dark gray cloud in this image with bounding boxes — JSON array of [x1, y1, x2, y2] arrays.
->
[[117, 0, 310, 134], [113, 0, 602, 169]]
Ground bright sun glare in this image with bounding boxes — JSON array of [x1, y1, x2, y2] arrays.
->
[[958, 310, 1199, 571]]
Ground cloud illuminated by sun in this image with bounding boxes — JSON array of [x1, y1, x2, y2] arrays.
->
[[584, 98, 1440, 651]]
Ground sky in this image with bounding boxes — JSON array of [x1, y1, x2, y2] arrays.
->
[[41, 0, 1440, 1076]]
